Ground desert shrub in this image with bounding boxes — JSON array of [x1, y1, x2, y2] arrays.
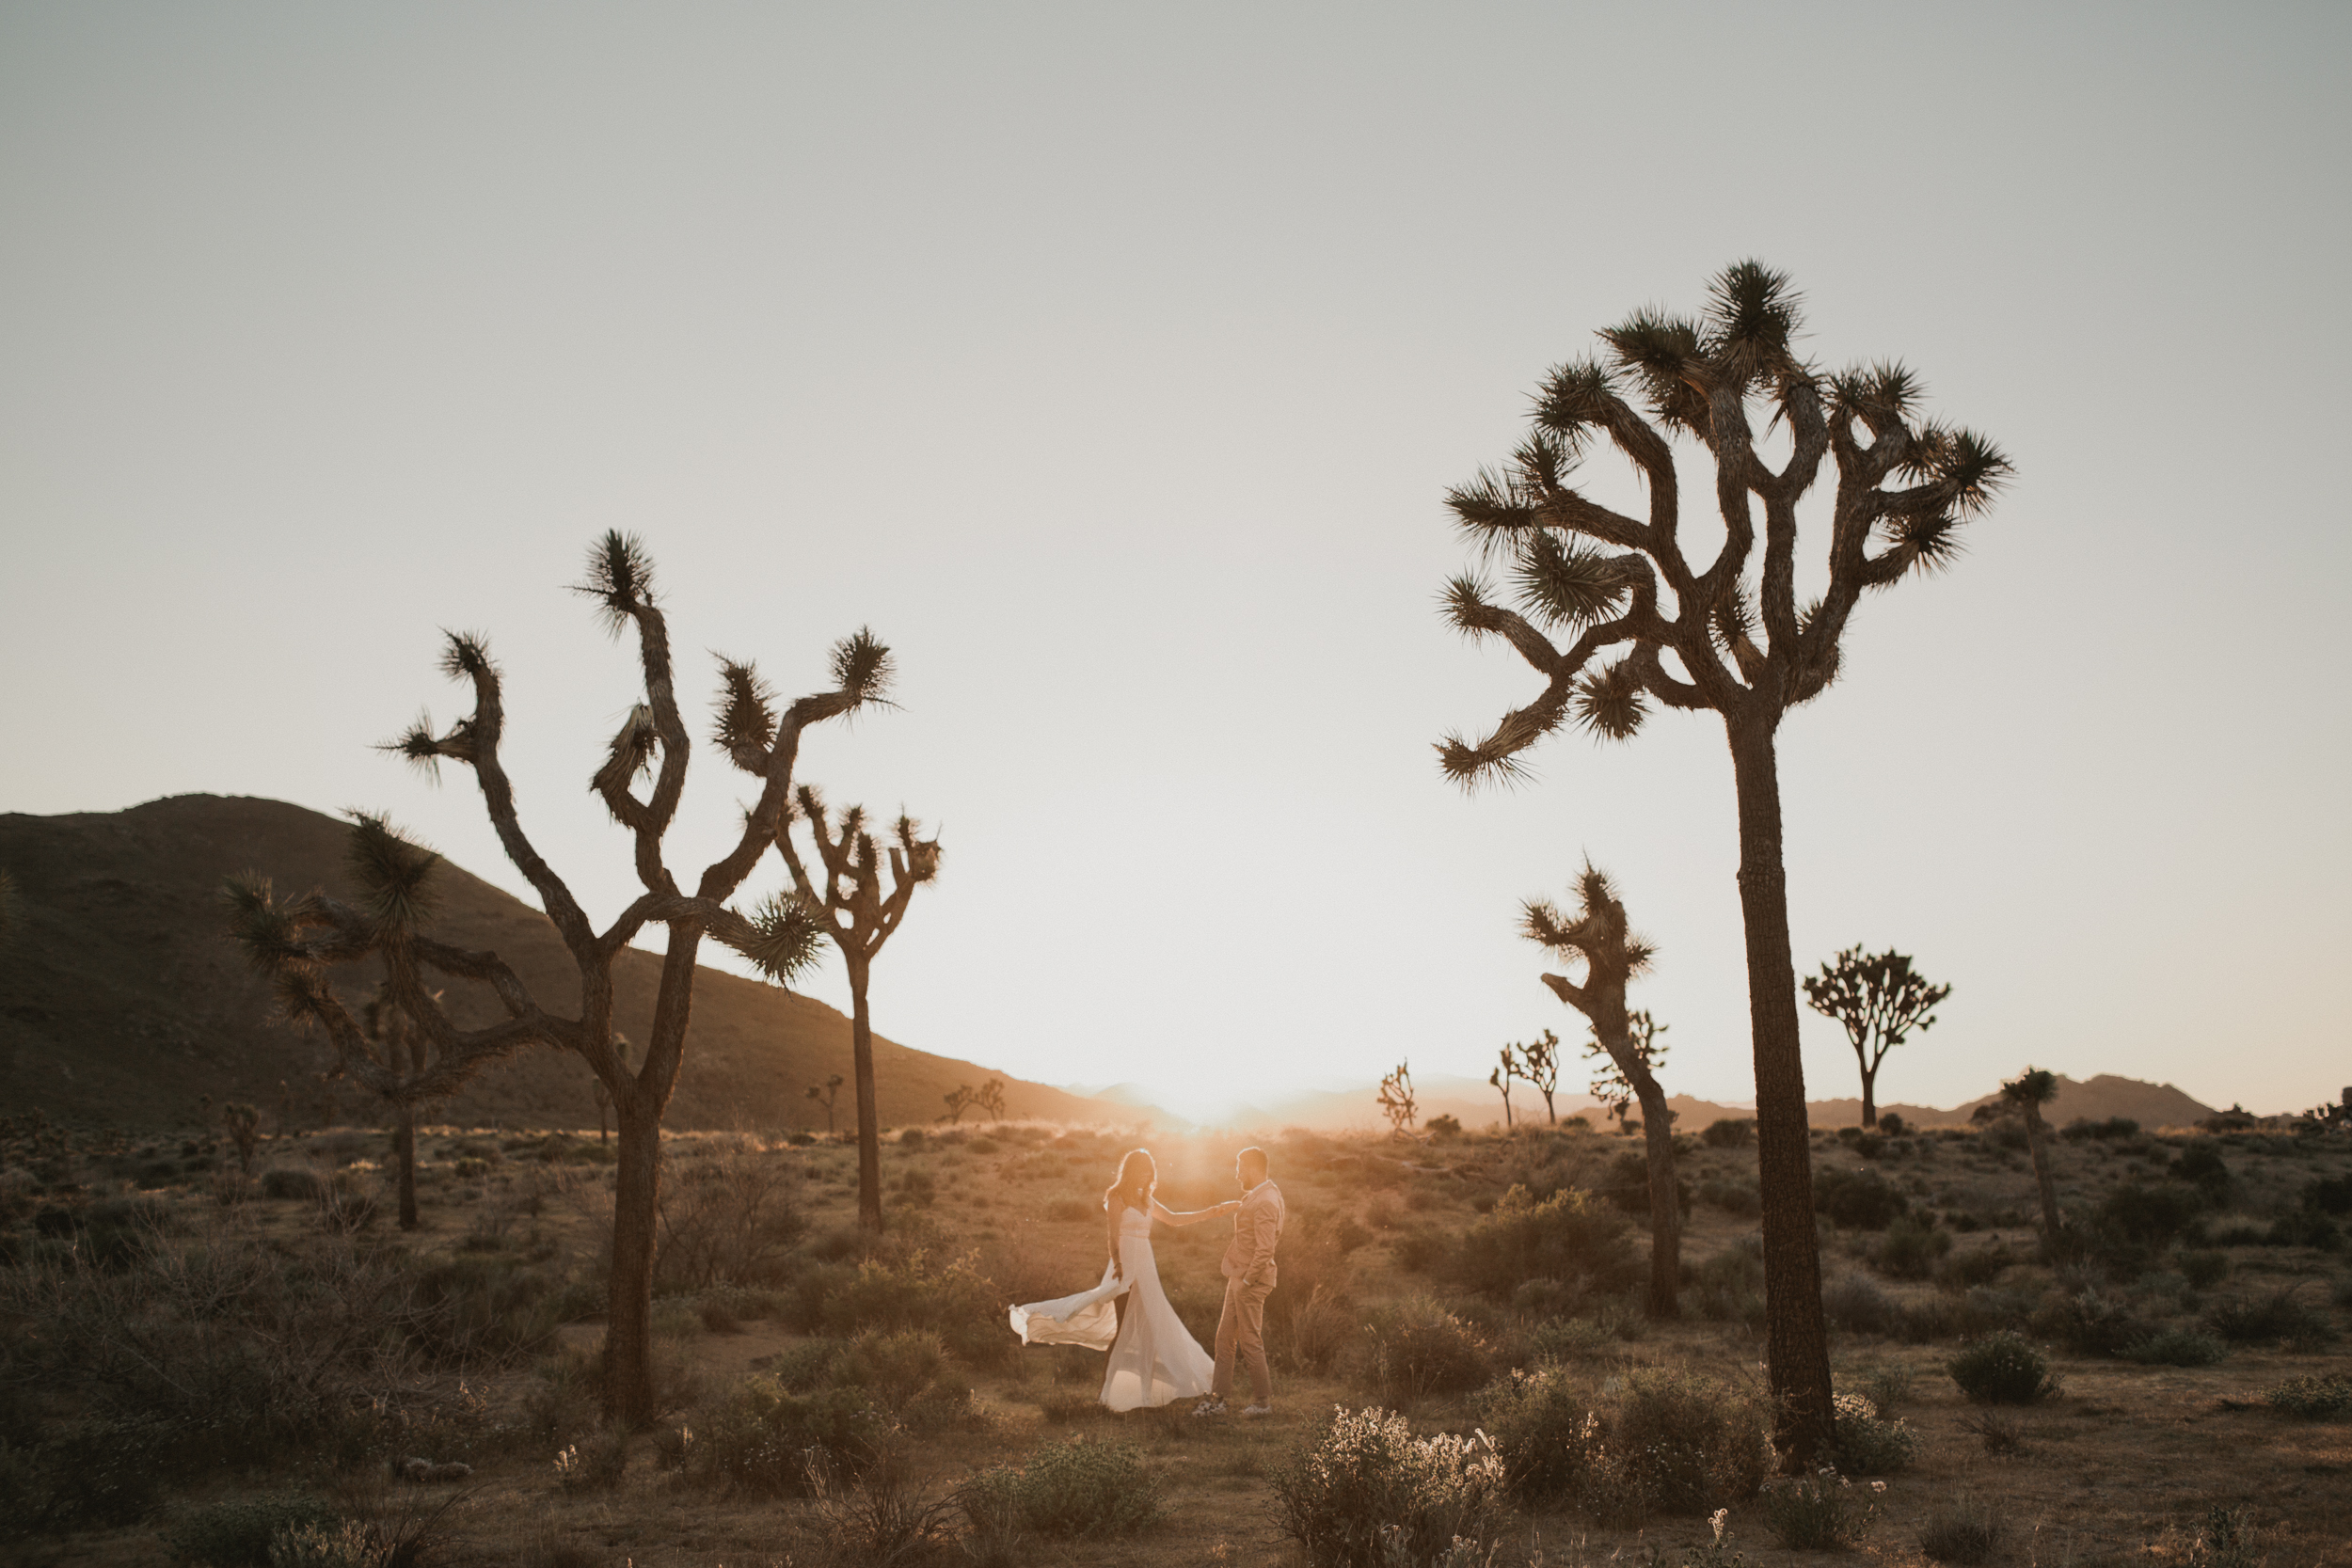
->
[[1475, 1365, 1767, 1523], [1601, 1152, 1691, 1217], [1278, 1283, 1354, 1375], [553, 1430, 629, 1494], [1, 1417, 176, 1535], [2171, 1142, 2232, 1195], [1393, 1227, 1454, 1275], [2095, 1182, 2205, 1246], [1701, 1118, 1754, 1148], [1828, 1392, 1915, 1475], [1936, 1241, 2015, 1290], [2118, 1327, 2228, 1367], [1813, 1167, 1907, 1230], [767, 1336, 848, 1391], [1690, 1245, 1764, 1326], [1761, 1471, 1878, 1550], [405, 1255, 564, 1366], [2062, 1117, 2140, 1142], [1957, 1408, 2027, 1456], [1872, 1214, 1952, 1281], [1425, 1115, 1463, 1138], [1877, 1112, 1909, 1136], [1947, 1333, 2059, 1404], [1450, 1184, 1637, 1299], [1523, 1316, 1616, 1362], [837, 1329, 969, 1418], [959, 1435, 1159, 1541], [1696, 1178, 1760, 1217], [2032, 1287, 2151, 1358], [520, 1349, 599, 1447], [1359, 1297, 1492, 1400], [2302, 1175, 2352, 1215], [654, 1147, 807, 1290], [893, 1169, 939, 1209], [2264, 1210, 2343, 1250], [2177, 1248, 2231, 1289], [1268, 1406, 1506, 1568], [1821, 1275, 1898, 1337], [1266, 1212, 1358, 1368], [690, 1378, 884, 1496], [1918, 1497, 2003, 1564], [2262, 1371, 2352, 1419], [161, 1493, 340, 1567], [1042, 1197, 1094, 1223], [2204, 1287, 2336, 1346], [791, 1245, 1006, 1365]]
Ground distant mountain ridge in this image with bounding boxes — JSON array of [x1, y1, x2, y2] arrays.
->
[[0, 795, 1126, 1132]]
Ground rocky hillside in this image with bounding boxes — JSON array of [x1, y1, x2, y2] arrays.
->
[[0, 795, 1122, 1133]]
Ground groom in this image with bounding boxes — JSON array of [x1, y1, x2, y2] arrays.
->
[[1195, 1146, 1285, 1418]]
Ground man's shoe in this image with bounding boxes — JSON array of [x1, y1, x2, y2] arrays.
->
[[1192, 1400, 1227, 1417], [1240, 1403, 1273, 1418]]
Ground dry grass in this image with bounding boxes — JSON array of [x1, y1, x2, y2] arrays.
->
[[5, 1117, 2351, 1566]]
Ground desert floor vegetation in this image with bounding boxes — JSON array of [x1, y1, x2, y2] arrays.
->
[[4, 1110, 2351, 1566]]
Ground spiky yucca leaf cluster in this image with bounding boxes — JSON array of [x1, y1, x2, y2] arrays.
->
[[728, 892, 831, 984], [714, 659, 778, 773], [342, 811, 441, 932], [1522, 863, 1657, 979], [593, 704, 661, 802], [830, 626, 894, 706], [574, 531, 658, 638]]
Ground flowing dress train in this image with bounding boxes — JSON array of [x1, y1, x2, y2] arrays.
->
[[1009, 1202, 1216, 1412]]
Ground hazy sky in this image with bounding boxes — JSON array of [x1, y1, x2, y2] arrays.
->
[[5, 3, 2346, 1121]]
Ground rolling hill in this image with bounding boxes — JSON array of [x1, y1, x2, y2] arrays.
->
[[0, 795, 1126, 1133]]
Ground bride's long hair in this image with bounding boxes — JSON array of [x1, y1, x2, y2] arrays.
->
[[1104, 1148, 1156, 1217]]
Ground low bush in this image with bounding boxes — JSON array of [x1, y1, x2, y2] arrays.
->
[[160, 1493, 340, 1567], [837, 1329, 970, 1418], [1689, 1246, 1764, 1326], [787, 1244, 1007, 1366], [1813, 1167, 1907, 1230], [1947, 1333, 2059, 1404], [1822, 1275, 1899, 1337], [553, 1431, 629, 1494], [1042, 1197, 1094, 1223], [2118, 1327, 2228, 1367], [1268, 1406, 1506, 1568], [2093, 1182, 2205, 1246], [2264, 1210, 2343, 1250], [1392, 1227, 1454, 1275], [2171, 1143, 2232, 1196], [2031, 1286, 2151, 1358], [1277, 1283, 1354, 1375], [1475, 1365, 1768, 1524], [2062, 1117, 2141, 1142], [259, 1169, 324, 1201], [1358, 1297, 1492, 1401], [1701, 1118, 1754, 1148], [1601, 1152, 1691, 1218], [2, 1417, 176, 1536], [1828, 1393, 1915, 1476], [959, 1434, 1159, 1541], [1918, 1497, 2003, 1564], [2176, 1249, 2231, 1289], [1936, 1242, 2015, 1290], [1522, 1316, 1617, 1362], [2263, 1371, 2352, 1419], [689, 1379, 885, 1496], [2302, 1175, 2352, 1216], [2205, 1288, 2336, 1347], [1872, 1215, 1953, 1280], [1449, 1184, 1637, 1300], [1696, 1179, 1760, 1217], [405, 1255, 564, 1366], [1760, 1471, 1879, 1550]]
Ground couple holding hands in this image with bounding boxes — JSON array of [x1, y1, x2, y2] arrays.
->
[[1009, 1146, 1286, 1417]]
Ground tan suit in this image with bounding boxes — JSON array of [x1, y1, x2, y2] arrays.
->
[[1211, 1179, 1285, 1403]]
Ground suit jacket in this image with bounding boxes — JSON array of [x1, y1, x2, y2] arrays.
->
[[1219, 1180, 1285, 1289]]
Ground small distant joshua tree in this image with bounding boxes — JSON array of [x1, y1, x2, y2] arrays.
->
[[806, 1073, 845, 1135], [1488, 1047, 1520, 1129], [1978, 1067, 2064, 1239], [1518, 1029, 1563, 1126], [1436, 262, 2009, 1458], [942, 1077, 1006, 1124], [231, 532, 883, 1426], [1524, 864, 1681, 1318], [771, 786, 942, 1232], [1803, 945, 1950, 1129], [219, 1101, 262, 1175], [1376, 1060, 1418, 1137]]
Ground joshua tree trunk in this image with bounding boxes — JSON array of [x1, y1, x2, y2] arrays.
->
[[2023, 1100, 2061, 1237], [1860, 1067, 1878, 1130], [848, 954, 882, 1233], [609, 1093, 662, 1420], [394, 1102, 418, 1229], [1728, 718, 1833, 1463], [1630, 1070, 1681, 1319]]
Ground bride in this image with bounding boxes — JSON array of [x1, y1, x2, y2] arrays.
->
[[1009, 1148, 1240, 1411]]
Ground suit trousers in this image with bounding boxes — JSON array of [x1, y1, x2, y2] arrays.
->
[[1210, 1275, 1273, 1403]]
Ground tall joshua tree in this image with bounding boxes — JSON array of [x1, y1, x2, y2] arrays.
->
[[1524, 865, 1680, 1319], [1803, 944, 1950, 1129], [299, 532, 880, 1423], [771, 787, 941, 1232], [1518, 1029, 1563, 1126], [1436, 262, 2008, 1459]]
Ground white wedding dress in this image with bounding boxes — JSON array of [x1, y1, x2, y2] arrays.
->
[[1009, 1200, 1216, 1411]]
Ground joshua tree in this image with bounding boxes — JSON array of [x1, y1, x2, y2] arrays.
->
[[771, 788, 942, 1232], [941, 1077, 1006, 1124], [1525, 866, 1680, 1319], [1585, 1010, 1669, 1130], [1983, 1067, 2064, 1239], [593, 1037, 631, 1145], [1437, 262, 2008, 1458], [236, 532, 880, 1424], [806, 1073, 845, 1135], [1376, 1060, 1418, 1137], [358, 976, 441, 1228], [1488, 1046, 1520, 1129], [1803, 945, 1950, 1129], [219, 1101, 262, 1174], [1518, 1029, 1563, 1126]]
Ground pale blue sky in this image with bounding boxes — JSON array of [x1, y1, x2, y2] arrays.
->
[[4, 3, 2346, 1117]]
